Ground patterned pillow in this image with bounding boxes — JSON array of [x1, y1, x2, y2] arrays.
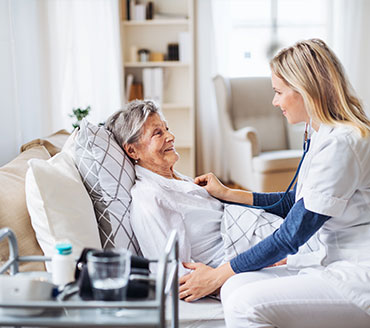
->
[[221, 205, 283, 261], [74, 119, 141, 255]]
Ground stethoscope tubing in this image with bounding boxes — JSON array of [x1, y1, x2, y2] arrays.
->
[[221, 123, 312, 210]]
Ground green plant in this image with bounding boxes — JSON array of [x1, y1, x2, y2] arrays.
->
[[69, 106, 91, 129]]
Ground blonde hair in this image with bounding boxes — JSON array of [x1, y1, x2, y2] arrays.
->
[[270, 38, 370, 137]]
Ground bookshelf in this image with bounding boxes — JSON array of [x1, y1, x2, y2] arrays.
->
[[120, 0, 195, 178]]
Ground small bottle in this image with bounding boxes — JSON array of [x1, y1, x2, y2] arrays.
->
[[52, 243, 75, 286]]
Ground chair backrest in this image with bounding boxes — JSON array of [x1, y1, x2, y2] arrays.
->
[[214, 75, 289, 152]]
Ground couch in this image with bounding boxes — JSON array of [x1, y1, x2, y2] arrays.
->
[[0, 126, 225, 328], [0, 130, 70, 272]]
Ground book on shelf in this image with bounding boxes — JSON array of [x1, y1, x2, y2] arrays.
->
[[126, 0, 154, 21], [179, 32, 190, 63], [135, 4, 146, 21], [129, 83, 143, 101], [129, 0, 135, 21], [143, 68, 163, 105], [125, 74, 134, 103]]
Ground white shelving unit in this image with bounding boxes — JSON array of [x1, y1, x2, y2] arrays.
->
[[120, 0, 195, 177]]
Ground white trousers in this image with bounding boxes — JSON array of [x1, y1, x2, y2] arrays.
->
[[221, 266, 370, 328]]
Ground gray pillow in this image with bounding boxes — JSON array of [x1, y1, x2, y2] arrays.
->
[[74, 119, 141, 255]]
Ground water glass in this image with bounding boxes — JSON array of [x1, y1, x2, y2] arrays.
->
[[87, 249, 131, 302]]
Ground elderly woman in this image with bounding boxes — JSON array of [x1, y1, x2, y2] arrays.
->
[[105, 100, 284, 276]]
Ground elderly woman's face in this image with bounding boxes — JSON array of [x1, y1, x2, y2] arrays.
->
[[129, 113, 179, 175]]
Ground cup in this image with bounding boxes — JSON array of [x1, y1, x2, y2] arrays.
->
[[87, 249, 131, 302]]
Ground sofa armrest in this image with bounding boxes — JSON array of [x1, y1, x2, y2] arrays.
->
[[232, 127, 260, 157]]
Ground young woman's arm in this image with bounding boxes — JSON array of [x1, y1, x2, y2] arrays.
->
[[179, 198, 330, 301], [253, 185, 296, 217], [230, 198, 329, 272], [194, 172, 296, 216]]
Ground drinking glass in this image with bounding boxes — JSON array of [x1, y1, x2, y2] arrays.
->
[[87, 249, 131, 302]]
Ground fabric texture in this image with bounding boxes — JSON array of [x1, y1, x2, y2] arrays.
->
[[0, 146, 51, 272], [74, 119, 140, 255], [131, 165, 225, 276], [221, 266, 370, 328], [25, 151, 102, 271], [131, 165, 286, 276], [221, 205, 283, 262], [229, 198, 330, 273], [20, 129, 70, 157]]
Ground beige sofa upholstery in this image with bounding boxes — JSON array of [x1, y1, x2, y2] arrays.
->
[[213, 75, 303, 192], [0, 130, 70, 272]]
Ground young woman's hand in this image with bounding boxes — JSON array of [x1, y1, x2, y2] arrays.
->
[[179, 262, 235, 302], [194, 172, 254, 205], [194, 172, 229, 200]]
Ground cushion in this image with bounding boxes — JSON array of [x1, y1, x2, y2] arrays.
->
[[252, 149, 302, 173], [74, 119, 141, 255], [0, 146, 51, 272], [21, 129, 70, 157], [61, 128, 78, 159], [221, 205, 283, 262], [25, 151, 102, 272]]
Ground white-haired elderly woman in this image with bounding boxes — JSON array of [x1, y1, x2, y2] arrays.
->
[[105, 100, 283, 277]]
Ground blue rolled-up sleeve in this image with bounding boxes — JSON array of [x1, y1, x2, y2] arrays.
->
[[253, 185, 296, 218], [230, 197, 330, 273]]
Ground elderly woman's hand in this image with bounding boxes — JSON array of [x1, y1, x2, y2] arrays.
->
[[194, 173, 229, 200], [179, 262, 235, 302]]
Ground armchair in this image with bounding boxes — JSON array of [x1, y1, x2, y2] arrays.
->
[[213, 75, 302, 192]]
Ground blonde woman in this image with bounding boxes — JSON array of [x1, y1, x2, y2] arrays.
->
[[180, 39, 370, 327]]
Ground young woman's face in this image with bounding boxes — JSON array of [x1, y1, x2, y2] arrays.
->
[[130, 113, 179, 175], [271, 73, 310, 125]]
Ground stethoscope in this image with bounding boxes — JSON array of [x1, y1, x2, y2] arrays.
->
[[221, 121, 312, 210]]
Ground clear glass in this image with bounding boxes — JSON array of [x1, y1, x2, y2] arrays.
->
[[87, 249, 131, 302]]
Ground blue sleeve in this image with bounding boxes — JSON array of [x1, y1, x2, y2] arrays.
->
[[230, 198, 330, 273], [253, 185, 296, 217]]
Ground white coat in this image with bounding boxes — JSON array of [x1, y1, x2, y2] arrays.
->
[[289, 124, 370, 314]]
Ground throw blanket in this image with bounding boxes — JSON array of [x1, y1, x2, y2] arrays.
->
[[221, 204, 320, 263]]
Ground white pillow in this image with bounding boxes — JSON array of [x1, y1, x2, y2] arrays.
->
[[25, 151, 102, 271]]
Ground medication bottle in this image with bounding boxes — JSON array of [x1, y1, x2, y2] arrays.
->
[[52, 243, 75, 286]]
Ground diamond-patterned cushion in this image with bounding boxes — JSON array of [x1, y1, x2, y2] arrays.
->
[[74, 119, 141, 255]]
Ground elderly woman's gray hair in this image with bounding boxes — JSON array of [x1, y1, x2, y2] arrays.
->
[[105, 100, 164, 147]]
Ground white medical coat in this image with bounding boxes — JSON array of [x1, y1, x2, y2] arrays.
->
[[291, 124, 370, 314]]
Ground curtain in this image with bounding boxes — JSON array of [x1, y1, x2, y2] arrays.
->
[[195, 0, 228, 180], [331, 0, 370, 114], [0, 0, 123, 166]]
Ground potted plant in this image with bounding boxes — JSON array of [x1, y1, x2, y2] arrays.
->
[[69, 106, 91, 129]]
